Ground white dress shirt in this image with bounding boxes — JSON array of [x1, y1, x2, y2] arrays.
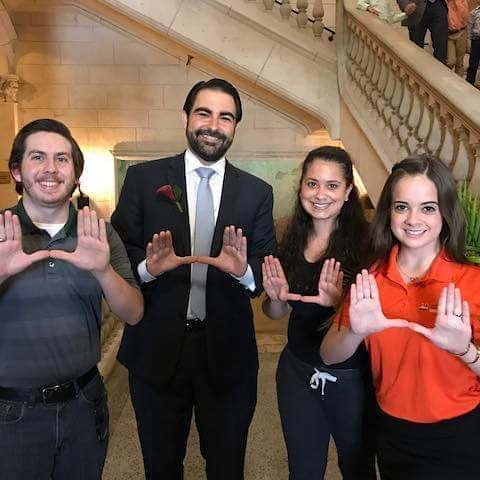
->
[[137, 149, 256, 301]]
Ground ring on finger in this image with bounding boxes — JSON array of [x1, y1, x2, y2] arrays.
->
[[0, 236, 6, 242], [454, 312, 463, 318]]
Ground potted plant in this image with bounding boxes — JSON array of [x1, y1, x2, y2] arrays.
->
[[458, 182, 480, 264]]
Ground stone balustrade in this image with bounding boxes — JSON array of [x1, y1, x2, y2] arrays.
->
[[338, 0, 480, 192], [248, 0, 328, 38]]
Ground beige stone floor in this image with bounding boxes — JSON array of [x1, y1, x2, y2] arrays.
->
[[103, 352, 342, 480]]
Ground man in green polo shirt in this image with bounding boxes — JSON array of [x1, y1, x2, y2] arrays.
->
[[0, 118, 143, 480]]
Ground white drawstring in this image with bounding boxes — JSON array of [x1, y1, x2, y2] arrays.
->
[[309, 368, 337, 396]]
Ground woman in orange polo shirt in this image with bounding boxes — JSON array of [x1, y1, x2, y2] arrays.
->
[[321, 154, 480, 480]]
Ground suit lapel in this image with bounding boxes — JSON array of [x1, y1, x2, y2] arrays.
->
[[211, 161, 239, 256], [167, 153, 191, 254]]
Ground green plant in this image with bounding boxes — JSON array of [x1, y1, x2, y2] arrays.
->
[[458, 182, 480, 264]]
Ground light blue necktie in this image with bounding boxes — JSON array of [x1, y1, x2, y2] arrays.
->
[[190, 167, 215, 320]]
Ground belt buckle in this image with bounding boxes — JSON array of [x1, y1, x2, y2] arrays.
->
[[41, 384, 62, 403]]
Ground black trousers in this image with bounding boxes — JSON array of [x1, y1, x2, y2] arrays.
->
[[377, 405, 480, 480], [467, 38, 480, 85], [408, 0, 448, 64], [129, 329, 257, 480], [276, 348, 377, 480]]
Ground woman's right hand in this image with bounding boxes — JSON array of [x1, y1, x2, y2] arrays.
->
[[262, 255, 300, 302], [349, 270, 409, 336]]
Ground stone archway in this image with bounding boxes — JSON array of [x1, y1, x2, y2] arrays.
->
[[0, 0, 18, 209]]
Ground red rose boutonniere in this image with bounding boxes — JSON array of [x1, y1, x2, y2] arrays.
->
[[156, 184, 184, 213]]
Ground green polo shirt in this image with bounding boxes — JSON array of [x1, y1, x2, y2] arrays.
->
[[0, 200, 138, 388]]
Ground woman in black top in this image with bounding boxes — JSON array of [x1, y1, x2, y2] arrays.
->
[[262, 146, 375, 480]]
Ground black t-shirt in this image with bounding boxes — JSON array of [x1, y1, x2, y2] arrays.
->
[[286, 257, 367, 369]]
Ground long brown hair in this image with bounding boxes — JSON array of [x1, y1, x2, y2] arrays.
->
[[369, 154, 467, 264], [278, 146, 369, 292]]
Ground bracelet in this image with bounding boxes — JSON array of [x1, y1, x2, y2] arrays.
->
[[449, 343, 472, 357], [465, 351, 480, 365]]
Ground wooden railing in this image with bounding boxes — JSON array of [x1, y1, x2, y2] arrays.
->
[[337, 0, 480, 192]]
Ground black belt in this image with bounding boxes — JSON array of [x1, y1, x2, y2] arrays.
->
[[185, 317, 206, 331], [0, 367, 98, 404]]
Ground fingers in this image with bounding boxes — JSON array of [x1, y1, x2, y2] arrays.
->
[[263, 255, 276, 279], [48, 249, 69, 261], [146, 242, 153, 258], [223, 225, 245, 252], [362, 270, 372, 299], [78, 206, 104, 239], [99, 218, 107, 244], [29, 250, 51, 263], [1, 211, 22, 242], [83, 207, 93, 237], [437, 285, 447, 316], [368, 274, 380, 300], [3, 211, 15, 241], [445, 283, 455, 316], [406, 321, 431, 337], [453, 284, 462, 317], [336, 271, 344, 290], [0, 212, 6, 241], [194, 255, 219, 268], [177, 255, 197, 265], [462, 301, 470, 326], [151, 231, 172, 253], [239, 235, 247, 258], [163, 230, 173, 250], [12, 214, 22, 242], [299, 295, 322, 304], [285, 293, 302, 302]]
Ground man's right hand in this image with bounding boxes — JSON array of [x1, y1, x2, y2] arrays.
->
[[145, 230, 196, 276], [0, 211, 49, 283], [404, 2, 416, 15]]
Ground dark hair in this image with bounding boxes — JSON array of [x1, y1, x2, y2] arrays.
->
[[278, 146, 369, 293], [8, 118, 84, 195], [183, 78, 243, 123], [370, 154, 467, 264]]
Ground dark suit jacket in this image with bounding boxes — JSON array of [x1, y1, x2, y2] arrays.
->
[[111, 153, 276, 391], [397, 0, 427, 26]]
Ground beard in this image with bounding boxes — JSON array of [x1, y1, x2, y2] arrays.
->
[[186, 128, 233, 163]]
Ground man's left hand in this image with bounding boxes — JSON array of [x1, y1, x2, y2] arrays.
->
[[195, 225, 247, 277], [49, 207, 110, 274]]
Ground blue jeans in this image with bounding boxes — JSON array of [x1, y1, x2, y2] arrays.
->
[[0, 373, 108, 480], [276, 348, 377, 480]]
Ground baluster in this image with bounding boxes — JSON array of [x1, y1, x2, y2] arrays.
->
[[263, 0, 275, 9], [280, 0, 292, 19], [296, 0, 309, 28], [312, 0, 324, 37]]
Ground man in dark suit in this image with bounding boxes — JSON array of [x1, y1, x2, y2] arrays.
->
[[397, 0, 448, 63], [111, 78, 276, 480]]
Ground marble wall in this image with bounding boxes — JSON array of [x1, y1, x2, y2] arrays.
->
[[6, 3, 340, 217]]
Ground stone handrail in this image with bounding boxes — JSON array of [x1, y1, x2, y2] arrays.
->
[[338, 0, 480, 192], [248, 0, 330, 38]]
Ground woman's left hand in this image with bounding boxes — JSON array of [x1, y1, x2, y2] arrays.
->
[[406, 283, 472, 354], [300, 258, 344, 308]]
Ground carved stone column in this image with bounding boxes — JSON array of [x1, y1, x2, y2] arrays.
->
[[0, 98, 18, 209], [0, 73, 19, 103], [280, 0, 292, 19], [296, 0, 309, 28], [312, 0, 325, 37]]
